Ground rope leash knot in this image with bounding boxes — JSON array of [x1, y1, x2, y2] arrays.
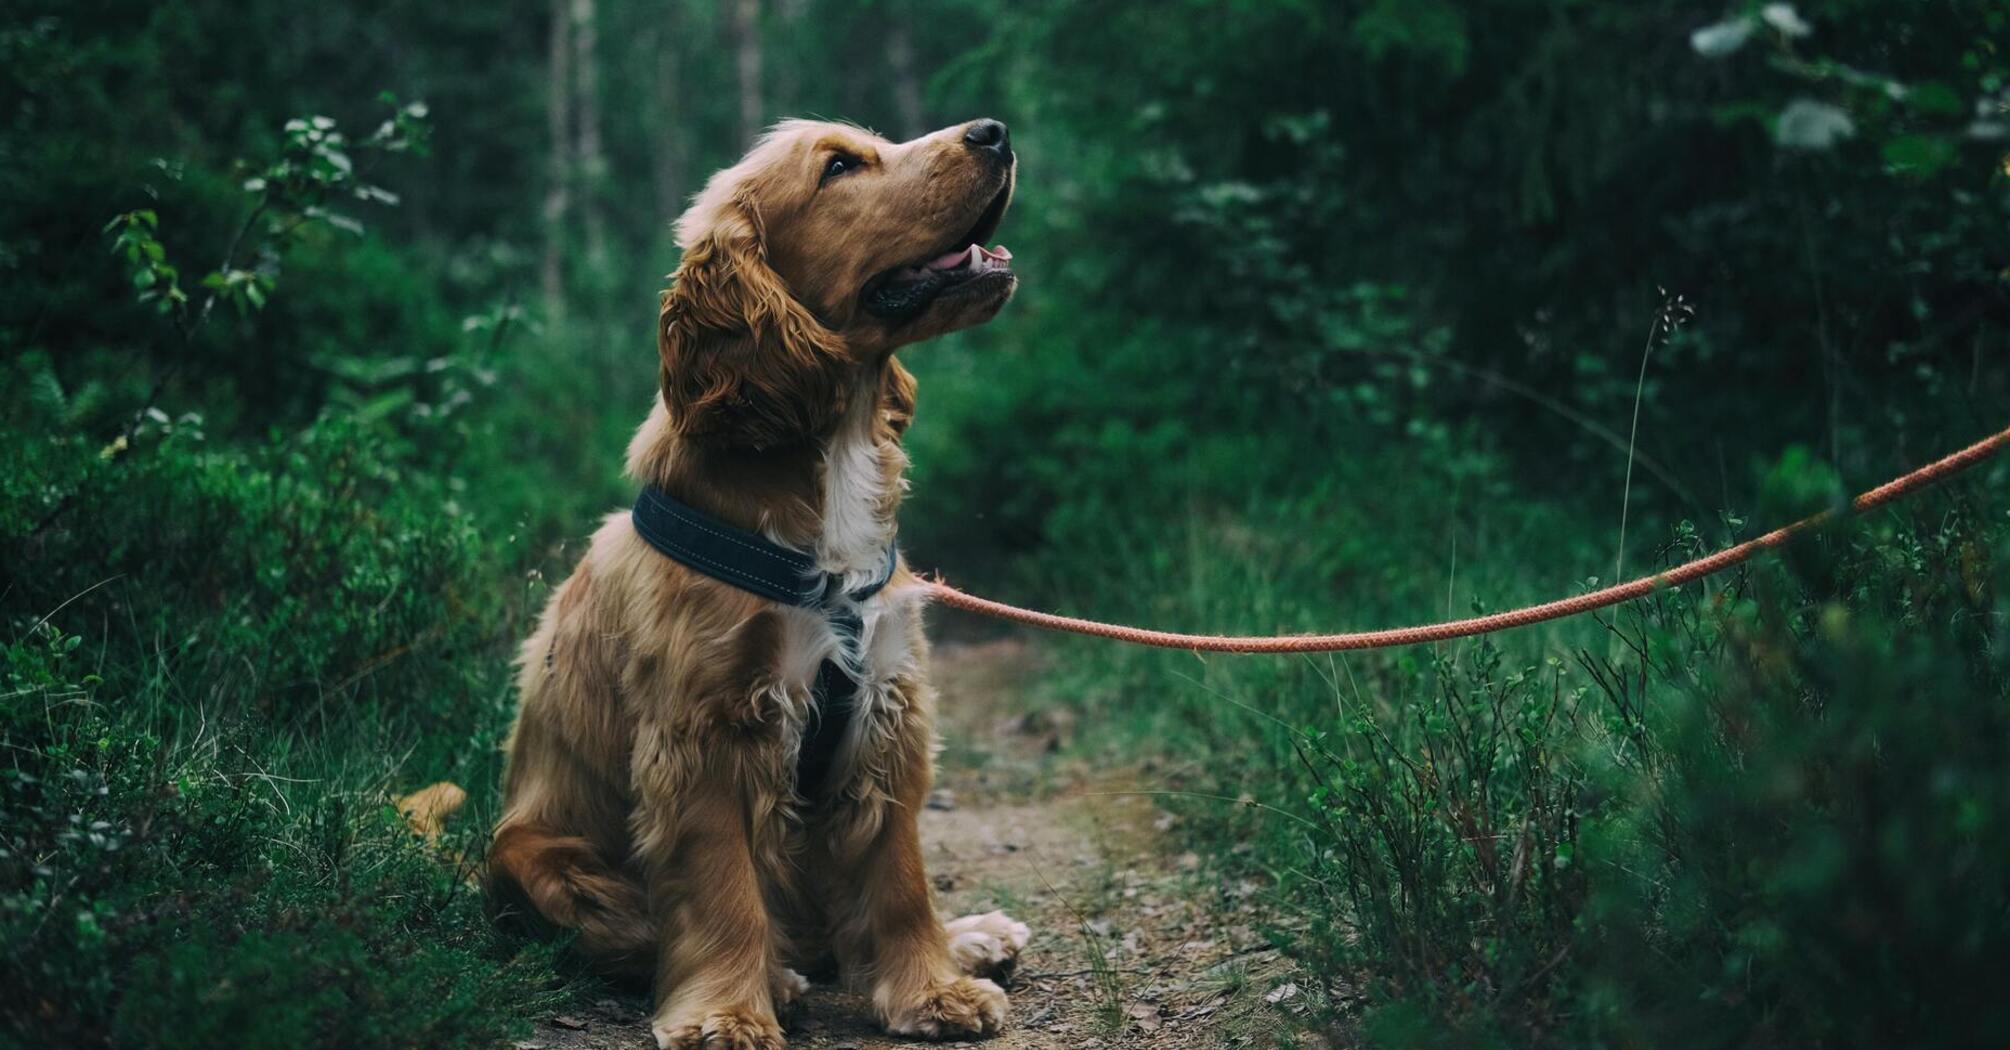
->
[[925, 424, 2010, 654]]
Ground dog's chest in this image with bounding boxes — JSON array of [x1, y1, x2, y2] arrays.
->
[[769, 582, 927, 783]]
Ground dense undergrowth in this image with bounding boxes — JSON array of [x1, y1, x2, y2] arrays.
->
[[0, 90, 626, 1047], [0, 385, 581, 1047], [1010, 439, 2009, 1046]]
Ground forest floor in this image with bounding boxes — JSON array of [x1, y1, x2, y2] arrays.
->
[[517, 637, 1308, 1050]]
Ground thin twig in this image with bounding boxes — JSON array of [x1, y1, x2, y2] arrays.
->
[[1616, 302, 1666, 582]]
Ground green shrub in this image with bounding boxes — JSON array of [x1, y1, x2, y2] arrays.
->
[[2, 400, 508, 740], [1054, 456, 2009, 1047], [0, 338, 579, 1049], [0, 623, 567, 1049], [1571, 493, 2010, 1047]]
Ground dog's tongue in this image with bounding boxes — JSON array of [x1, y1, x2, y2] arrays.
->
[[924, 244, 1013, 270]]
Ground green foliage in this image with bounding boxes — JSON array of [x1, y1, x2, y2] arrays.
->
[[3, 57, 590, 1044], [1571, 498, 2010, 1046], [905, 0, 2008, 578], [1042, 453, 2008, 1046], [0, 622, 566, 1050]]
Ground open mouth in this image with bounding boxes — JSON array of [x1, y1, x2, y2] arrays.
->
[[861, 182, 1014, 321]]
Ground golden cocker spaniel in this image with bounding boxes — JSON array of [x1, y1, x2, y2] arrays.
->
[[489, 117, 1027, 1049]]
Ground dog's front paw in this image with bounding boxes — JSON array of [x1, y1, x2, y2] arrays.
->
[[770, 965, 810, 1011], [652, 1006, 785, 1050], [944, 910, 1031, 981], [882, 976, 1008, 1039]]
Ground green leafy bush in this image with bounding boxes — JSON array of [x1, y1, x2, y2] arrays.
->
[[0, 622, 566, 1050], [1052, 461, 2009, 1047], [3, 400, 505, 739], [1, 81, 590, 1047]]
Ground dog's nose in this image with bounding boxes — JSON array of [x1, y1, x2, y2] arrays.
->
[[963, 118, 1010, 155]]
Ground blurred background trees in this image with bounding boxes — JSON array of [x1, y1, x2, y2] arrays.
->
[[10, 0, 2002, 562], [2, 1, 2007, 1047]]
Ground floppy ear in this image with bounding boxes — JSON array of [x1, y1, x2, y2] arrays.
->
[[658, 197, 850, 449]]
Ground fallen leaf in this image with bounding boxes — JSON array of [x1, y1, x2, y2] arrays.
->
[[1125, 1002, 1163, 1032], [547, 1014, 588, 1030], [1265, 982, 1300, 1005]]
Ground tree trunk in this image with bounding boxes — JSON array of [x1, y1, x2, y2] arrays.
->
[[886, 17, 924, 140], [541, 0, 573, 317], [731, 0, 764, 148], [571, 0, 609, 272], [771, 0, 806, 116], [651, 13, 688, 232]]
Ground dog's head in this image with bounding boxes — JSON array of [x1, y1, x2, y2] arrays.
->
[[660, 118, 1017, 449]]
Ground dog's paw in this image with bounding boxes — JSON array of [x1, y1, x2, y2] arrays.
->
[[770, 965, 810, 1011], [652, 1007, 785, 1050], [882, 976, 1008, 1040], [944, 910, 1031, 981]]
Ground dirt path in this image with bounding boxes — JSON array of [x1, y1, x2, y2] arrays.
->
[[520, 640, 1302, 1050]]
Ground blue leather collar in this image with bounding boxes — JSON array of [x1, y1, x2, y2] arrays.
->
[[631, 484, 898, 798]]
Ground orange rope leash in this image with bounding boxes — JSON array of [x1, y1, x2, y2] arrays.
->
[[926, 424, 2010, 654]]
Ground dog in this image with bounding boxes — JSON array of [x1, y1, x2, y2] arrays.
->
[[487, 118, 1029, 1050]]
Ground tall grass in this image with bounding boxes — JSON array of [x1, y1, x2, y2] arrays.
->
[[986, 406, 2010, 1044], [0, 368, 610, 1048]]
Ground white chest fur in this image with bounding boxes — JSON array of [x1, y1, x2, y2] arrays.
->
[[816, 385, 908, 594], [770, 580, 928, 787]]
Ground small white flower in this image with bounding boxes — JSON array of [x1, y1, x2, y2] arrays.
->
[[1762, 4, 1812, 38], [1776, 99, 1856, 150], [1691, 16, 1754, 58]]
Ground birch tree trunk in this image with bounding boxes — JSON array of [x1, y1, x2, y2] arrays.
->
[[886, 17, 924, 140], [540, 0, 573, 317], [731, 0, 764, 148], [571, 0, 609, 272], [772, 0, 805, 116], [652, 13, 688, 231]]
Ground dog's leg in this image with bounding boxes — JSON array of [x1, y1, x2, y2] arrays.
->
[[489, 696, 652, 976], [637, 746, 788, 1050], [819, 676, 1008, 1039], [824, 803, 1009, 1038], [488, 820, 653, 978]]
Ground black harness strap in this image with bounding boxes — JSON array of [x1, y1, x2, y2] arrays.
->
[[631, 485, 898, 799]]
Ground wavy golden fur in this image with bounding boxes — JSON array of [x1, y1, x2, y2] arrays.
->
[[487, 118, 1026, 1050]]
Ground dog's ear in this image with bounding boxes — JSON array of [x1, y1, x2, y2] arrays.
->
[[658, 197, 849, 449]]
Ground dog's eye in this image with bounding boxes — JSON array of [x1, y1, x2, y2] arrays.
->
[[820, 154, 859, 186]]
